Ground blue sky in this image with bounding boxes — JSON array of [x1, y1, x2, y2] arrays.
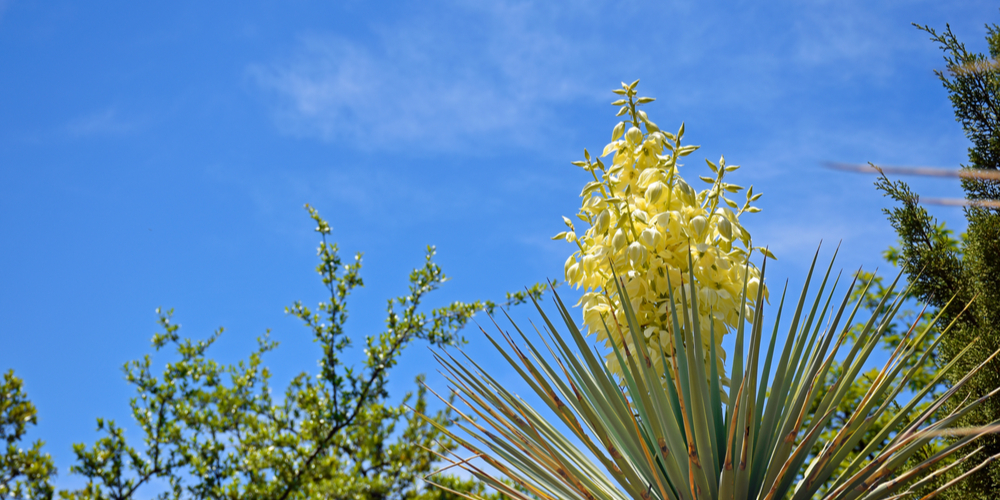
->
[[0, 0, 994, 491]]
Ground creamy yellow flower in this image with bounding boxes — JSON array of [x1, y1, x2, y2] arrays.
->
[[557, 81, 772, 385]]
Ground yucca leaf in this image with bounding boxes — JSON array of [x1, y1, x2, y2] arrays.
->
[[718, 257, 754, 500], [683, 251, 721, 495], [718, 373, 746, 500], [708, 320, 725, 471], [726, 258, 753, 435], [748, 246, 821, 497], [751, 280, 785, 450], [732, 255, 771, 500], [654, 332, 695, 481]]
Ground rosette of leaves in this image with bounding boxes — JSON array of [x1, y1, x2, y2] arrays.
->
[[554, 80, 770, 383], [423, 249, 1000, 500]]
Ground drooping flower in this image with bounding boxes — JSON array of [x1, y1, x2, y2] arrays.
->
[[554, 80, 772, 383]]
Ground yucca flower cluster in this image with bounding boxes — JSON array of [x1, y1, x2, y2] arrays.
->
[[553, 80, 772, 381]]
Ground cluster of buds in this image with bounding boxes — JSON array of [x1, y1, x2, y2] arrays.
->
[[553, 80, 771, 383]]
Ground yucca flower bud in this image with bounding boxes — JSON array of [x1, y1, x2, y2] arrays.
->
[[646, 132, 663, 150], [626, 126, 642, 145], [690, 215, 708, 238], [652, 212, 671, 229], [612, 229, 627, 252], [566, 262, 580, 282], [676, 179, 696, 205], [717, 217, 733, 240], [699, 287, 719, 308], [639, 227, 661, 250], [628, 241, 648, 265], [593, 210, 611, 234], [564, 254, 577, 278], [747, 277, 760, 300], [637, 168, 660, 189], [645, 180, 666, 205]]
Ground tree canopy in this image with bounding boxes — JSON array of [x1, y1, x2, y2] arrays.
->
[[2, 206, 547, 499]]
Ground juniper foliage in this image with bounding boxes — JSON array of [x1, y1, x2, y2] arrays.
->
[[874, 21, 1000, 497]]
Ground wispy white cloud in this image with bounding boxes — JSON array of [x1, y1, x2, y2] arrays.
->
[[249, 0, 620, 151], [790, 4, 913, 67], [66, 108, 138, 137]]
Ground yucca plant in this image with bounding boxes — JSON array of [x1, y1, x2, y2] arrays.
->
[[424, 251, 999, 500], [419, 81, 1000, 499]]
